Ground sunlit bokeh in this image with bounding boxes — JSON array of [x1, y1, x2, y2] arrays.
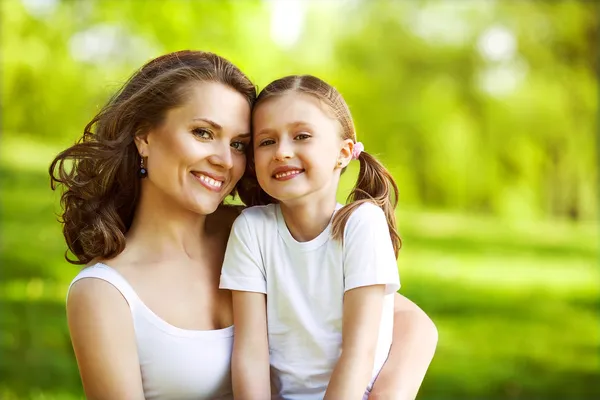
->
[[1, 0, 598, 399]]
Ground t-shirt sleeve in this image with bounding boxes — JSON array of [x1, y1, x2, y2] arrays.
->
[[219, 213, 267, 294], [343, 203, 401, 295]]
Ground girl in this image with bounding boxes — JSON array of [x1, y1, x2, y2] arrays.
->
[[220, 75, 405, 399]]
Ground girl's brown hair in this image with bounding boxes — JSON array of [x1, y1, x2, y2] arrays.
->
[[49, 50, 256, 265], [237, 75, 401, 257]]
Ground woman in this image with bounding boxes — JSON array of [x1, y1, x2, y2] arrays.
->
[[50, 50, 437, 399]]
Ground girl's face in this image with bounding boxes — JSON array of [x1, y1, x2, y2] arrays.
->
[[136, 81, 251, 216], [252, 92, 351, 206]]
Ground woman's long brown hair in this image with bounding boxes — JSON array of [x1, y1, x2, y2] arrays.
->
[[49, 51, 256, 264]]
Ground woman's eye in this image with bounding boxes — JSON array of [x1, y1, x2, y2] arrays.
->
[[259, 139, 275, 147], [295, 133, 311, 140], [231, 141, 247, 152], [192, 128, 213, 139]]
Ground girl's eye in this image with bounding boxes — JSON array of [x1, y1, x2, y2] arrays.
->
[[295, 133, 311, 140], [231, 141, 247, 153], [258, 139, 276, 147], [192, 128, 213, 139]]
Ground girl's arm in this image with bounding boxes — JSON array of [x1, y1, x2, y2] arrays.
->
[[219, 213, 271, 398], [67, 279, 145, 400], [231, 291, 270, 399], [324, 284, 386, 400], [369, 293, 438, 400]]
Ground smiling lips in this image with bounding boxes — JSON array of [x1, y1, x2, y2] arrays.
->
[[272, 166, 304, 181], [191, 172, 224, 192]]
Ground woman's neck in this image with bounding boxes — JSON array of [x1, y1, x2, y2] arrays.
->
[[279, 196, 338, 242], [124, 185, 211, 265]]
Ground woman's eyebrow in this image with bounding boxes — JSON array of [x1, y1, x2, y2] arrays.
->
[[192, 117, 222, 130], [194, 117, 250, 137]]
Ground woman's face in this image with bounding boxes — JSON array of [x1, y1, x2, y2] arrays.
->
[[137, 81, 251, 216]]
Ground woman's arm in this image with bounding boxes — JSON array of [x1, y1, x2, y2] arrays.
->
[[324, 285, 386, 400], [67, 279, 145, 400], [231, 291, 271, 399], [369, 293, 438, 400]]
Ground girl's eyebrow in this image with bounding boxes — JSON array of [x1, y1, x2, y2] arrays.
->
[[288, 121, 312, 129], [255, 121, 313, 138], [255, 128, 276, 138]]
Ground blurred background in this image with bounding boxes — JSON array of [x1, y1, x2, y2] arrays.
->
[[1, 0, 598, 399]]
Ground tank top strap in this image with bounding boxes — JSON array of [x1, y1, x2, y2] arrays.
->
[[67, 263, 141, 310]]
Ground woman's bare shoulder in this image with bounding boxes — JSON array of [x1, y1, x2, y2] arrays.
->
[[67, 277, 144, 398], [67, 276, 130, 324]]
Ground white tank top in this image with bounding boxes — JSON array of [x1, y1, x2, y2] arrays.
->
[[69, 263, 234, 400]]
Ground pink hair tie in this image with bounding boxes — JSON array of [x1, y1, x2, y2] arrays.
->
[[352, 142, 364, 160]]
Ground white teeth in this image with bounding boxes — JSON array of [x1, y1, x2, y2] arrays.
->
[[196, 173, 223, 188], [275, 170, 301, 179]]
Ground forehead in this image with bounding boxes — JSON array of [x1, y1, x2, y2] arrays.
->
[[169, 81, 251, 132], [253, 92, 337, 129]]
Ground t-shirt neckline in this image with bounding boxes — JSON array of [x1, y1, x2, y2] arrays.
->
[[275, 203, 343, 252]]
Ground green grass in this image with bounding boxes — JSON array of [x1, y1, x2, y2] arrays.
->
[[1, 137, 598, 399]]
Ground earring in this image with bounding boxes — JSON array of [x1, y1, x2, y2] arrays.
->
[[337, 160, 343, 167], [139, 156, 148, 178]]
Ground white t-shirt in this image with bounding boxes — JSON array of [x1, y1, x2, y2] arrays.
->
[[220, 202, 400, 399]]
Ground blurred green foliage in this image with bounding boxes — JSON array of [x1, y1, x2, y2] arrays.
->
[[1, 0, 598, 399]]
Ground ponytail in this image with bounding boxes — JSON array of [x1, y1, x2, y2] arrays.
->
[[331, 151, 402, 258]]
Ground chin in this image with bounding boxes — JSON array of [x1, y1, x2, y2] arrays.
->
[[265, 189, 307, 204], [264, 177, 314, 198], [188, 199, 223, 216], [185, 186, 234, 215]]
